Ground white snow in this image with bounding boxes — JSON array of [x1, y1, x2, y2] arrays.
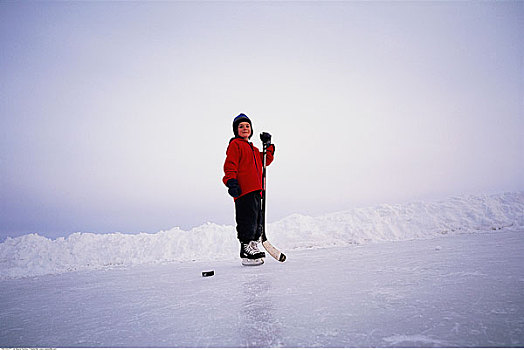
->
[[1, 229, 523, 347], [0, 191, 523, 347], [1, 191, 523, 279], [0, 192, 523, 347]]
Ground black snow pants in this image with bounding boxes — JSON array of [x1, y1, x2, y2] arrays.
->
[[235, 190, 262, 244]]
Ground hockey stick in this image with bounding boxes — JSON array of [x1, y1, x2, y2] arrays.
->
[[260, 135, 286, 262]]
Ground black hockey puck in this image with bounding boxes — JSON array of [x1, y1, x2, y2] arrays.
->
[[202, 270, 214, 277]]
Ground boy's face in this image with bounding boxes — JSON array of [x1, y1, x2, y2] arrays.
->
[[237, 122, 251, 140]]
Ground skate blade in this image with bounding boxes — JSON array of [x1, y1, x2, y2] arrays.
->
[[241, 258, 264, 266]]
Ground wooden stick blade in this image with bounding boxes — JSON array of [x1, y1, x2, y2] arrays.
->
[[262, 240, 287, 262]]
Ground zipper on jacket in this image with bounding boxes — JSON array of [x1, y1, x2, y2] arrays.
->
[[250, 143, 259, 172], [249, 143, 262, 186]]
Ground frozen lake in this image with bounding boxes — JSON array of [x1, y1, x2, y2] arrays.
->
[[1, 229, 523, 347]]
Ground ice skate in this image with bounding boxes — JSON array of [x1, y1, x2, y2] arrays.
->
[[241, 257, 264, 266], [249, 240, 265, 258], [240, 241, 266, 259]]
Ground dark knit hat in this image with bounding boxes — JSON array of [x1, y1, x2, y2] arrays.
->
[[233, 113, 253, 139]]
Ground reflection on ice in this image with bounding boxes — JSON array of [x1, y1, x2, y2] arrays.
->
[[240, 271, 283, 347]]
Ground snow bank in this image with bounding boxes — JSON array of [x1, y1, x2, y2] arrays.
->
[[269, 192, 524, 249], [1, 192, 523, 279]]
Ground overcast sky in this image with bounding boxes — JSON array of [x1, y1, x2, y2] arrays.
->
[[1, 1, 523, 240]]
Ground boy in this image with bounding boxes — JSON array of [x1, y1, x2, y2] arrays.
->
[[223, 113, 275, 266]]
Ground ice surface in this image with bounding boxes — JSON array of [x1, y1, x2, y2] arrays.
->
[[1, 230, 523, 347], [1, 192, 523, 346], [1, 191, 523, 279]]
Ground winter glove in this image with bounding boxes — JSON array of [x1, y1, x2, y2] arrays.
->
[[226, 178, 242, 198], [260, 132, 272, 145]]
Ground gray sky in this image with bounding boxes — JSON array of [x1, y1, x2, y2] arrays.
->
[[1, 1, 523, 240]]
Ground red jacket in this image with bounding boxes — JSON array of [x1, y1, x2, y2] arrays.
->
[[223, 138, 275, 200]]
